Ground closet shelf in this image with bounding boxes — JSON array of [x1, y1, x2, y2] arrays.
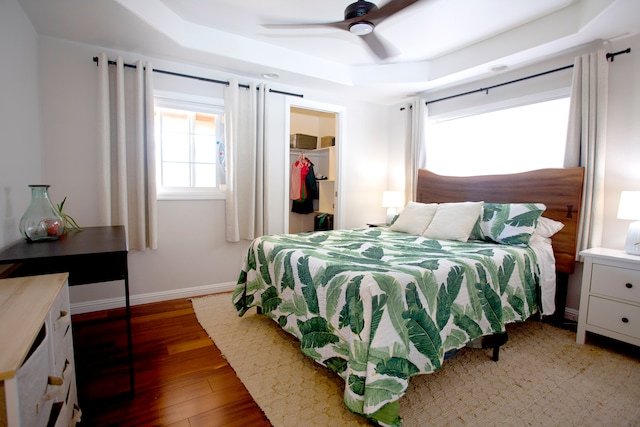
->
[[291, 147, 333, 154]]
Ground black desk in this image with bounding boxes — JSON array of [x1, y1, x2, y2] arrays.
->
[[0, 226, 134, 397]]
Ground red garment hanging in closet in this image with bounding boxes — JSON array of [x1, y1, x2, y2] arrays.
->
[[290, 155, 310, 201]]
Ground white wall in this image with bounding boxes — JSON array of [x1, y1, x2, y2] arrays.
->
[[33, 36, 389, 309], [601, 35, 640, 249], [340, 98, 389, 226], [386, 102, 412, 199], [0, 0, 43, 249]]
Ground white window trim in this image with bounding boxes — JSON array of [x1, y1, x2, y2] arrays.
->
[[158, 190, 226, 201], [154, 90, 225, 201], [427, 87, 571, 124]]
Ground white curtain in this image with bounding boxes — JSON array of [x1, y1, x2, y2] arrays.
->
[[564, 49, 609, 256], [405, 99, 428, 204], [223, 80, 266, 242], [97, 53, 158, 250]]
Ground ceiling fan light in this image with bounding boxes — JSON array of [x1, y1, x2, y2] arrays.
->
[[349, 21, 374, 36]]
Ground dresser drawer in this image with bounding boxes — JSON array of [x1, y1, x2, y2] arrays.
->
[[49, 284, 73, 374], [587, 296, 640, 340], [16, 324, 53, 427], [591, 264, 640, 303]]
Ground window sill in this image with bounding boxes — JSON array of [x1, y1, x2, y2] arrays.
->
[[157, 192, 226, 201]]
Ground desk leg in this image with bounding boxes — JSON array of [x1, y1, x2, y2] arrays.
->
[[124, 269, 135, 397]]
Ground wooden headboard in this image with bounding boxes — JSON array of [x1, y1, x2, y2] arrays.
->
[[416, 168, 584, 274]]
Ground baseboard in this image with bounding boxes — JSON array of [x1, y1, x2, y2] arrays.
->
[[564, 307, 579, 322], [70, 281, 236, 314]]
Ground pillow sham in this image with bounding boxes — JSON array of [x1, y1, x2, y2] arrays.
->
[[534, 216, 564, 238], [389, 201, 438, 235], [479, 203, 546, 246], [422, 201, 483, 242]]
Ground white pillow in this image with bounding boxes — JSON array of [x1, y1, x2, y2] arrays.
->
[[422, 202, 484, 242], [534, 216, 564, 238], [389, 202, 438, 235]]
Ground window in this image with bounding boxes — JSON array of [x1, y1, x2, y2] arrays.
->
[[154, 94, 225, 199], [425, 97, 570, 176]]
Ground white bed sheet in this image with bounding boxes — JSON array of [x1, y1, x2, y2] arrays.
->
[[528, 233, 557, 315]]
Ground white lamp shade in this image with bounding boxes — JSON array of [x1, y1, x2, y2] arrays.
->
[[382, 191, 403, 225], [382, 191, 403, 208], [618, 191, 640, 255], [617, 191, 640, 220]]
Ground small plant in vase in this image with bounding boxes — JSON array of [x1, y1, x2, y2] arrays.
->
[[57, 197, 83, 232]]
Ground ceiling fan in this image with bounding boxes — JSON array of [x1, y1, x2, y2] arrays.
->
[[264, 0, 422, 60]]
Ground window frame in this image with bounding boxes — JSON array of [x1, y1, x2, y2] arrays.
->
[[154, 91, 225, 201]]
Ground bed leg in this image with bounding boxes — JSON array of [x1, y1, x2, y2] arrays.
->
[[486, 332, 508, 362], [466, 332, 508, 361], [551, 272, 569, 326], [492, 346, 500, 362]]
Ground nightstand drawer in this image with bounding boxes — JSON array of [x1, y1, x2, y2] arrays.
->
[[587, 296, 640, 340], [591, 264, 640, 303]]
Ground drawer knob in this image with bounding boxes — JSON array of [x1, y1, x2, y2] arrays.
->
[[48, 375, 64, 386], [622, 317, 629, 323], [625, 283, 633, 289]]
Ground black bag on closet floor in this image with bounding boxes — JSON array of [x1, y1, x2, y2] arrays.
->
[[314, 213, 333, 231]]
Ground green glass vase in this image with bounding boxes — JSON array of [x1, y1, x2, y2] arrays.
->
[[19, 185, 65, 242]]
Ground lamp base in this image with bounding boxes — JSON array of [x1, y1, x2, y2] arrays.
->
[[386, 208, 397, 225], [624, 221, 640, 255]]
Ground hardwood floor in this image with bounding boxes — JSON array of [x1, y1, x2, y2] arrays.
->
[[71, 297, 271, 427]]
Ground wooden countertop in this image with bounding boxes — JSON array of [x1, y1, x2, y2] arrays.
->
[[0, 273, 68, 380]]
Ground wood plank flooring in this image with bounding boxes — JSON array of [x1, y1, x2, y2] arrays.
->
[[71, 297, 271, 427]]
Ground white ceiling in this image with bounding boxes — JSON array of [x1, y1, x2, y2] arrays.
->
[[17, 0, 640, 104]]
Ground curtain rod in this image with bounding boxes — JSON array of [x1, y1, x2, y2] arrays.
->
[[92, 56, 304, 98], [269, 88, 303, 98], [425, 48, 631, 106]]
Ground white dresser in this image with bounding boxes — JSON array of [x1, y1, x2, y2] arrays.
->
[[577, 248, 640, 347], [0, 273, 80, 427]]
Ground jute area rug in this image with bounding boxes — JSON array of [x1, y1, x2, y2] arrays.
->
[[192, 293, 640, 427]]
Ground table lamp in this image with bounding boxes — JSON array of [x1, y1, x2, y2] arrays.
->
[[382, 191, 403, 225], [617, 191, 640, 255]]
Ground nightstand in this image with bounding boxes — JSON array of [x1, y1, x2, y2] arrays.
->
[[576, 248, 640, 347]]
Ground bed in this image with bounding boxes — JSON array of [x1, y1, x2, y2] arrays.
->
[[232, 167, 584, 426]]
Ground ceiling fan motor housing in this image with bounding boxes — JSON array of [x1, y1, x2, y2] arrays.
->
[[344, 1, 378, 20]]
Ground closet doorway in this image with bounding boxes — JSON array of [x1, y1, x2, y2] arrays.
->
[[285, 99, 343, 234]]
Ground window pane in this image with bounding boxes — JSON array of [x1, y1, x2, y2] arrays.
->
[[426, 98, 569, 176], [162, 162, 190, 187], [195, 113, 216, 136], [161, 110, 189, 133], [194, 135, 216, 163], [162, 132, 190, 162], [154, 98, 224, 197], [194, 164, 216, 187]]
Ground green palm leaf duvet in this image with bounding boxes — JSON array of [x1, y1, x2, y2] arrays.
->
[[232, 228, 540, 426]]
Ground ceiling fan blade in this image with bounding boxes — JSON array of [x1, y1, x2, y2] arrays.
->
[[263, 21, 348, 31], [362, 0, 422, 26], [361, 32, 395, 60]]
